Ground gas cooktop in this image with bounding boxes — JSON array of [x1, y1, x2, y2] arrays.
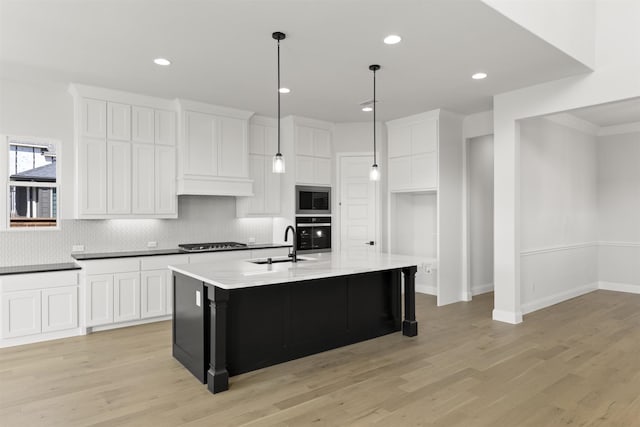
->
[[178, 242, 247, 252]]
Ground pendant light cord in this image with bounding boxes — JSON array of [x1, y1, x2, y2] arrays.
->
[[372, 68, 377, 166], [277, 39, 281, 155]]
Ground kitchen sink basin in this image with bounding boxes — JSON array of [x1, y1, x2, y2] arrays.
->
[[249, 256, 309, 265]]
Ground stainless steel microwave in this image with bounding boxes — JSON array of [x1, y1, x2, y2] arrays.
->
[[295, 185, 331, 215]]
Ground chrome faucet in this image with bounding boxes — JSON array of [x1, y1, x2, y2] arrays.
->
[[284, 225, 297, 262]]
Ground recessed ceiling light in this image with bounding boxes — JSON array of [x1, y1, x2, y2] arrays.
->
[[278, 87, 291, 94], [472, 72, 487, 80], [383, 35, 402, 45], [362, 106, 373, 112], [153, 58, 171, 66]]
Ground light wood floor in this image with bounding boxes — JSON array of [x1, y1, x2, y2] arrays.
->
[[1, 291, 640, 426]]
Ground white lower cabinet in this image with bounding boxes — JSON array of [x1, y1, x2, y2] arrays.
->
[[1, 290, 41, 338], [113, 272, 140, 323], [86, 274, 114, 326], [141, 270, 167, 319], [41, 286, 78, 333], [0, 270, 79, 345]]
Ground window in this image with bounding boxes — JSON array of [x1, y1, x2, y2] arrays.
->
[[7, 137, 59, 228]]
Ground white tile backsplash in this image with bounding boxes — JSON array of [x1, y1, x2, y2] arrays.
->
[[0, 196, 274, 266]]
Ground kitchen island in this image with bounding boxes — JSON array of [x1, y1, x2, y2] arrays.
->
[[169, 251, 421, 393]]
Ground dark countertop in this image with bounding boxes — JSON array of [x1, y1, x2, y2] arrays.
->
[[72, 243, 292, 261], [0, 263, 81, 276]]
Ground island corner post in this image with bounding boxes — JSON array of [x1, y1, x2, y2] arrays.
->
[[201, 265, 420, 394]]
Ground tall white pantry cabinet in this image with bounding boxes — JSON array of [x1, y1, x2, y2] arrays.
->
[[69, 84, 178, 219], [386, 109, 464, 306]]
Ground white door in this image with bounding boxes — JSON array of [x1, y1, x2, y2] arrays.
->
[[339, 155, 379, 253]]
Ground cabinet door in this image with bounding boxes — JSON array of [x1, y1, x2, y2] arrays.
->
[[295, 155, 315, 184], [249, 124, 265, 155], [219, 117, 246, 177], [114, 272, 140, 323], [265, 126, 278, 155], [411, 120, 438, 154], [132, 106, 154, 143], [132, 143, 155, 214], [313, 129, 331, 158], [248, 154, 265, 213], [141, 270, 167, 319], [315, 157, 332, 185], [86, 274, 114, 327], [264, 156, 281, 214], [42, 286, 78, 333], [296, 126, 314, 156], [107, 140, 132, 214], [107, 102, 131, 141], [388, 125, 411, 158], [184, 111, 218, 176], [155, 110, 176, 146], [389, 156, 412, 191], [155, 146, 177, 215], [412, 152, 438, 190], [82, 98, 106, 138], [78, 138, 107, 214], [1, 290, 41, 338]]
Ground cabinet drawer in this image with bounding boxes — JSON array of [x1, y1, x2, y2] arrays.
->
[[82, 258, 140, 275], [0, 270, 79, 292], [141, 255, 189, 271]]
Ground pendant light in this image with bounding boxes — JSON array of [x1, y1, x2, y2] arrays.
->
[[369, 64, 381, 181], [272, 31, 286, 173]]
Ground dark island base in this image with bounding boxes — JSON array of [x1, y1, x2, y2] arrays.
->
[[173, 265, 418, 394]]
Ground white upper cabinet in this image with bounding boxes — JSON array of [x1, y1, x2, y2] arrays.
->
[[155, 110, 176, 146], [294, 122, 333, 186], [82, 99, 106, 138], [387, 112, 439, 192], [177, 99, 254, 196], [184, 111, 218, 176], [132, 143, 155, 214], [132, 106, 155, 143], [69, 84, 178, 219], [107, 102, 131, 141], [237, 117, 281, 217]]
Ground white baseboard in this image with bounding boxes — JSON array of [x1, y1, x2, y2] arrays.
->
[[89, 315, 172, 333], [492, 309, 523, 324], [521, 282, 598, 315], [472, 283, 494, 296], [0, 328, 83, 349], [415, 284, 436, 295], [599, 281, 640, 294]]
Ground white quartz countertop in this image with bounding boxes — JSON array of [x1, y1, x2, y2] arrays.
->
[[168, 251, 427, 290]]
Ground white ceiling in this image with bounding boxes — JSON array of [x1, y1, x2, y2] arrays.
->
[[566, 98, 640, 127], [0, 0, 591, 122]]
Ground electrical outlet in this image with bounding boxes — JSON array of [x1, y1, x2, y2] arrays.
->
[[72, 245, 85, 252], [248, 237, 256, 244], [147, 241, 158, 248], [426, 267, 432, 275]]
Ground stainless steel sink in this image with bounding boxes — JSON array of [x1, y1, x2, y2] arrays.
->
[[249, 256, 308, 265]]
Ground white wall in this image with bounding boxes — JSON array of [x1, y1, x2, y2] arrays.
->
[[519, 117, 598, 313], [482, 0, 596, 69], [597, 130, 640, 291], [467, 135, 494, 296], [492, 0, 640, 323]]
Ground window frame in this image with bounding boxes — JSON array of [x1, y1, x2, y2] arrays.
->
[[3, 135, 61, 231]]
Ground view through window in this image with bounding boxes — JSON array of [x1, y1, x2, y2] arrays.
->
[[8, 138, 58, 228]]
